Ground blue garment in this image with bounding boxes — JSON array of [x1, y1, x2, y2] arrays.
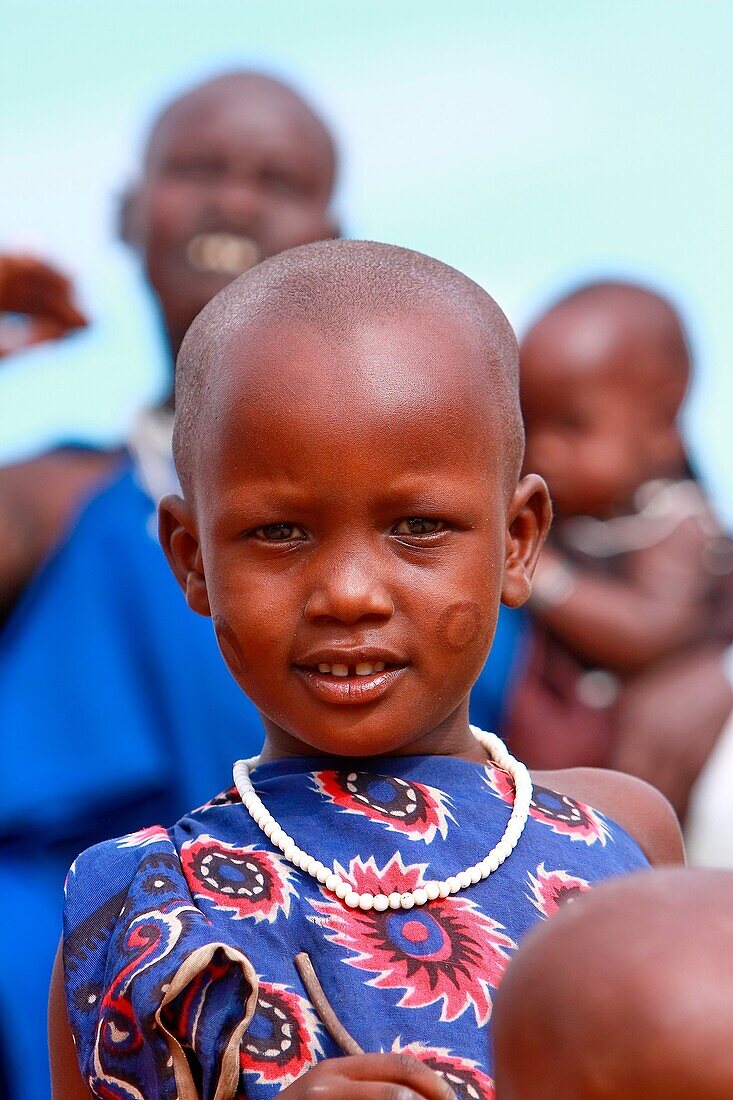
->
[[64, 754, 648, 1099], [470, 604, 529, 733], [0, 464, 264, 1100]]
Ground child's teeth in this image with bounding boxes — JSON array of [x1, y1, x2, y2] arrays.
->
[[314, 661, 388, 677]]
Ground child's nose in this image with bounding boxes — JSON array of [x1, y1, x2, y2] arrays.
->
[[304, 555, 394, 625]]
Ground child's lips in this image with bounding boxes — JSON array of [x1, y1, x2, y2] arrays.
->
[[294, 665, 407, 706]]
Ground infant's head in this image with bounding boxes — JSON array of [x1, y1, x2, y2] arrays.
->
[[160, 239, 550, 759], [521, 281, 691, 518], [494, 868, 733, 1099]]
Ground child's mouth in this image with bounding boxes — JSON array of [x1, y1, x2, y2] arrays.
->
[[294, 660, 407, 706], [314, 661, 387, 676]]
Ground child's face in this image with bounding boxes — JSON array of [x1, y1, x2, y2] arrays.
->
[[124, 79, 336, 351], [163, 312, 548, 759], [521, 339, 687, 519]]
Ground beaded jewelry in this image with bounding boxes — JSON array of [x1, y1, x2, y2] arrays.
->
[[233, 725, 532, 911]]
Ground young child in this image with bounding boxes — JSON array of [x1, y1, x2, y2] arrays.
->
[[493, 867, 733, 1098], [510, 281, 733, 819], [49, 242, 682, 1100]]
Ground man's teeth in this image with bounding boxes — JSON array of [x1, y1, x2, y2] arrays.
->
[[186, 233, 261, 276], [316, 662, 387, 677]]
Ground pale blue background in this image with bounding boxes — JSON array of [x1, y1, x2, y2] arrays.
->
[[1, 1, 731, 514]]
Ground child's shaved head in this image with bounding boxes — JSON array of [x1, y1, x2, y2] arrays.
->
[[161, 238, 549, 760], [173, 239, 524, 499], [494, 869, 733, 1099]]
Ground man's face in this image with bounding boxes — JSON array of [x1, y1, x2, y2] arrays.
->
[[168, 314, 546, 760], [125, 80, 336, 350]]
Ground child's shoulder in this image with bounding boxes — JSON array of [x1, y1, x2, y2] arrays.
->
[[64, 825, 177, 953], [67, 824, 175, 888], [64, 790, 243, 922], [533, 766, 684, 867]]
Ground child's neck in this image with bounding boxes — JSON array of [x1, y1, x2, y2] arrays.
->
[[257, 710, 489, 767]]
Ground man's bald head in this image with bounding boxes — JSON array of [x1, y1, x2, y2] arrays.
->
[[494, 869, 733, 1099], [173, 239, 523, 499], [143, 70, 337, 187]]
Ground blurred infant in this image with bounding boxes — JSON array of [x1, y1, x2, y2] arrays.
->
[[510, 281, 733, 832]]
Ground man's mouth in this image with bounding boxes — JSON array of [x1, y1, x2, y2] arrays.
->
[[185, 232, 261, 276]]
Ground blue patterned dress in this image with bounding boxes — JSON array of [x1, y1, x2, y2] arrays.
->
[[63, 755, 648, 1100]]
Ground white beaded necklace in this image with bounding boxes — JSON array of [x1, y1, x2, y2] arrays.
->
[[233, 726, 532, 912]]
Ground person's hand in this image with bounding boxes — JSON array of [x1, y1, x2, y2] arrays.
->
[[0, 254, 86, 356], [278, 1053, 457, 1100]]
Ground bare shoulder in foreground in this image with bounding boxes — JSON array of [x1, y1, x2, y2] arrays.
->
[[533, 765, 685, 867]]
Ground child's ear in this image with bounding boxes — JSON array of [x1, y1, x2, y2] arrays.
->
[[158, 493, 211, 617], [501, 474, 552, 608]]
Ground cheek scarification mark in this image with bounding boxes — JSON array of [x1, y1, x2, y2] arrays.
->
[[437, 601, 484, 652], [213, 614, 247, 674]]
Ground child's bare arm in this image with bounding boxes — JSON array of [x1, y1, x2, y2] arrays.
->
[[49, 942, 96, 1100], [278, 1054, 456, 1099], [536, 767, 684, 867]]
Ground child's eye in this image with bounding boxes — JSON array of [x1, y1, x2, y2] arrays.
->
[[252, 523, 307, 542], [392, 517, 445, 537]]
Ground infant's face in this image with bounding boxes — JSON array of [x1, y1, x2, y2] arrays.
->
[[522, 360, 685, 519], [188, 314, 535, 758], [520, 311, 689, 520]]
